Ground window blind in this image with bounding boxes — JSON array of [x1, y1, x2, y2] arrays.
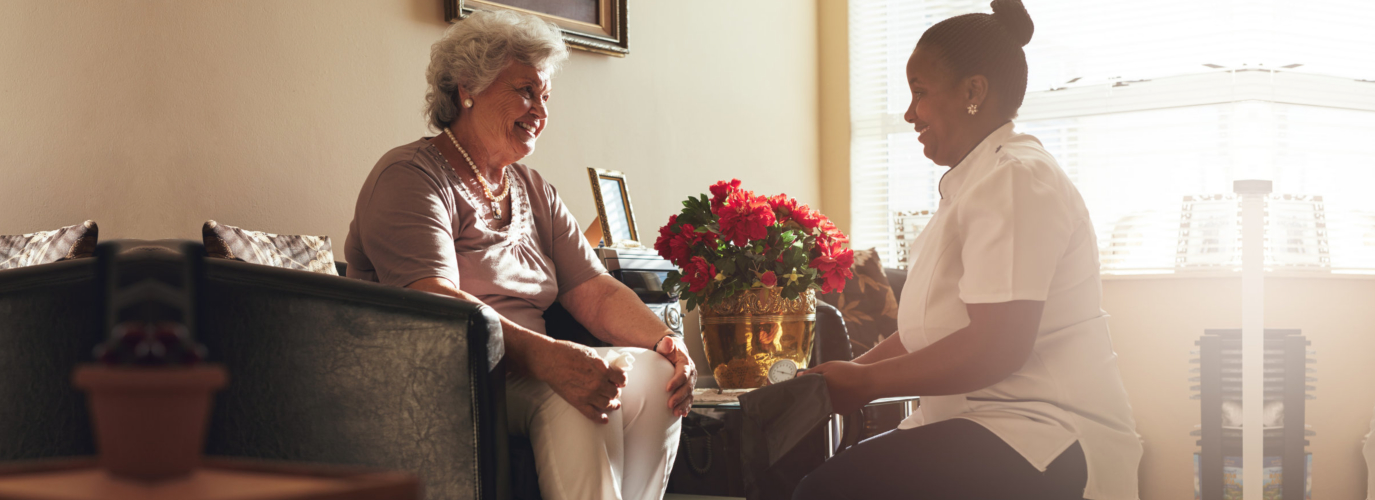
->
[[849, 0, 1375, 273]]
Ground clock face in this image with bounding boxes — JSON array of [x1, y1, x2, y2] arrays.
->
[[767, 359, 799, 385]]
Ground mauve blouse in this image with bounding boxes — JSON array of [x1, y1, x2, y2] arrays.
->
[[343, 138, 607, 334]]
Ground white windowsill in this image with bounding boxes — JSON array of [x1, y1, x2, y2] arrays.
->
[[1100, 270, 1375, 281]]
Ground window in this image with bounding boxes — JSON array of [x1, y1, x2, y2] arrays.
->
[[849, 0, 1375, 273]]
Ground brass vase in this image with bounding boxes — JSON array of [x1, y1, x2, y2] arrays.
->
[[699, 287, 816, 389]]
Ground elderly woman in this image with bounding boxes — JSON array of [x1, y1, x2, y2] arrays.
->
[[798, 1, 1140, 499], [343, 10, 694, 500]]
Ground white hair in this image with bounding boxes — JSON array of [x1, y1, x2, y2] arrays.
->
[[424, 9, 569, 130]]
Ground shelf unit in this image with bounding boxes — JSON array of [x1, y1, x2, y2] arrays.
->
[[1193, 328, 1314, 500]]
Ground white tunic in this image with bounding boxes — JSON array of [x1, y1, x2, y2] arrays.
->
[[897, 122, 1142, 500]]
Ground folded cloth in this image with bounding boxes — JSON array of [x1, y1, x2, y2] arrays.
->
[[738, 374, 833, 500]]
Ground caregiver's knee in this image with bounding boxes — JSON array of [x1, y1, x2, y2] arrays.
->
[[792, 471, 843, 500]]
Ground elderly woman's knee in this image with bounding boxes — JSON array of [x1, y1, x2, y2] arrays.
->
[[621, 347, 675, 392], [639, 348, 676, 377]]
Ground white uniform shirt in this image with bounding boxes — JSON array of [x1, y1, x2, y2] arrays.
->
[[897, 122, 1142, 500]]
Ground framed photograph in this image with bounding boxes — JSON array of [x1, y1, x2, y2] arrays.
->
[[445, 0, 629, 57], [587, 168, 640, 247]]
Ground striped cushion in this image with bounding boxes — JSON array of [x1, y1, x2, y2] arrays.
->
[[202, 220, 337, 275], [0, 221, 99, 270]]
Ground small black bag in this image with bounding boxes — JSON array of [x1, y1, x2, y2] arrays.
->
[[667, 410, 747, 496]]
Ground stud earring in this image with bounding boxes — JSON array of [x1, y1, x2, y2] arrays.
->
[[967, 104, 979, 115], [463, 98, 474, 108]]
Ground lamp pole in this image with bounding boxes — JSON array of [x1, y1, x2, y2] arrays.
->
[[1235, 179, 1271, 500]]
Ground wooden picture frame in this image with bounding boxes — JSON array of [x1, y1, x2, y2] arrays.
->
[[587, 168, 640, 247], [445, 0, 629, 57]]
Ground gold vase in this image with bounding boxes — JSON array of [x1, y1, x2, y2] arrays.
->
[[699, 287, 816, 389]]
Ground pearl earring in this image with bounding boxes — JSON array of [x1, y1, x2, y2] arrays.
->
[[967, 104, 979, 115], [463, 98, 474, 108]]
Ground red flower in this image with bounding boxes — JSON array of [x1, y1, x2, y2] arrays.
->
[[683, 256, 717, 293], [653, 214, 679, 262], [791, 204, 824, 231], [715, 190, 776, 247], [809, 245, 855, 294], [767, 194, 799, 222], [666, 224, 698, 265], [672, 224, 720, 265], [812, 217, 850, 252], [759, 270, 778, 287], [710, 179, 742, 207]]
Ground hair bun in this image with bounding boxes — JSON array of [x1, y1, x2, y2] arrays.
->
[[990, 0, 1034, 47]]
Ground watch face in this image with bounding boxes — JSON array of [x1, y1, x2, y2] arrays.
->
[[767, 359, 798, 385]]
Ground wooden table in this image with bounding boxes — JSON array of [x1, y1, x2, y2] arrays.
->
[[0, 457, 420, 500]]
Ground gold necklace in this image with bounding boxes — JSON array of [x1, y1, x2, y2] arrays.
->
[[443, 128, 511, 220]]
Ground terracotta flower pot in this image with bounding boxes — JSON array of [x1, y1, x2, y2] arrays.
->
[[72, 364, 228, 481]]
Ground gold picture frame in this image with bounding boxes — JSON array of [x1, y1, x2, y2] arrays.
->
[[587, 168, 640, 247], [445, 0, 629, 57]]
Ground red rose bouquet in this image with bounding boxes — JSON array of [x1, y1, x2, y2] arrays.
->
[[655, 179, 855, 311]]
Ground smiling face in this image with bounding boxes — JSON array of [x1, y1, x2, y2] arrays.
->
[[904, 45, 991, 167], [460, 62, 551, 168]]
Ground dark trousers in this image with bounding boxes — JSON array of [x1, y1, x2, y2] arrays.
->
[[792, 418, 1087, 500]]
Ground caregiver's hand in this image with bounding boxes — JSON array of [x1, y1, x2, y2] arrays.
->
[[537, 340, 627, 424], [804, 360, 874, 416], [655, 335, 696, 417]]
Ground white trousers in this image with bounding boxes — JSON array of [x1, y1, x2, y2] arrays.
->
[[507, 347, 682, 500]]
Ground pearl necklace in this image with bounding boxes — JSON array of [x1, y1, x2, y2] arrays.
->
[[443, 128, 511, 220]]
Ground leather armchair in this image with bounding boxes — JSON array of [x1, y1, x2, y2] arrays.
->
[[112, 242, 509, 500]]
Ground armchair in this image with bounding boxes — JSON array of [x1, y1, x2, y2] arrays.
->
[[124, 242, 508, 500]]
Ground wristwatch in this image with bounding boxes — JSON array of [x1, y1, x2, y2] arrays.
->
[[653, 333, 683, 351]]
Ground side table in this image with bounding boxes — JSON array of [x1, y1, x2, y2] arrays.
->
[[0, 457, 420, 500], [692, 388, 919, 459]]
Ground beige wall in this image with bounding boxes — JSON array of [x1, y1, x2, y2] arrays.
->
[[1105, 275, 1375, 500], [817, 0, 850, 235], [0, 0, 820, 246]]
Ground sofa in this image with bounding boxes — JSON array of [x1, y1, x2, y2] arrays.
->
[[0, 257, 104, 461], [0, 241, 507, 500]]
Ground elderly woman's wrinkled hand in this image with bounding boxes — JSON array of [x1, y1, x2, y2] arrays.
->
[[539, 340, 627, 424], [655, 336, 697, 417]]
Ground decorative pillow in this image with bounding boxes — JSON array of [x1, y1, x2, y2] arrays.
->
[[0, 220, 99, 270], [202, 220, 337, 275], [817, 248, 898, 357]]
